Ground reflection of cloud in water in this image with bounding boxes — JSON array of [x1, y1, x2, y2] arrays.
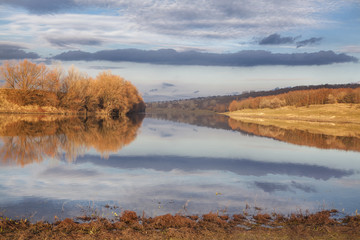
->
[[291, 181, 316, 193], [254, 181, 316, 193], [160, 133, 174, 138], [75, 155, 354, 180], [0, 156, 348, 221], [0, 180, 315, 222], [146, 126, 176, 138], [254, 181, 290, 193], [42, 166, 100, 178]]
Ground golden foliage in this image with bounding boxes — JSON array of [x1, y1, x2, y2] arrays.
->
[[0, 60, 145, 115], [229, 88, 360, 111], [0, 114, 144, 166]]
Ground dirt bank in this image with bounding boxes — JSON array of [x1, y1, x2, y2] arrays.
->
[[1, 210, 359, 239]]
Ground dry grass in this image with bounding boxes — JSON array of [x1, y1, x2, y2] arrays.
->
[[225, 104, 360, 137], [1, 210, 359, 239], [0, 89, 70, 114]]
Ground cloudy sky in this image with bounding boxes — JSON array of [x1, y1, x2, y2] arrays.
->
[[0, 0, 359, 101]]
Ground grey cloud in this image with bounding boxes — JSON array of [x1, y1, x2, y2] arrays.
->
[[142, 93, 196, 102], [53, 48, 358, 66], [194, 90, 200, 94], [0, 0, 78, 14], [160, 133, 174, 138], [254, 181, 317, 193], [41, 166, 99, 178], [46, 37, 103, 48], [132, 0, 329, 39], [259, 33, 296, 45], [0, 44, 40, 60], [0, 0, 350, 41], [89, 65, 124, 70], [296, 37, 323, 48], [162, 83, 175, 88], [254, 182, 290, 193], [74, 155, 354, 180], [149, 89, 158, 92], [291, 181, 316, 193]]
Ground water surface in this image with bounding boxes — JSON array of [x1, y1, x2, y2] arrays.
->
[[0, 113, 359, 222]]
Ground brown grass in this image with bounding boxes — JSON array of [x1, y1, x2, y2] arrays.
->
[[1, 210, 359, 239]]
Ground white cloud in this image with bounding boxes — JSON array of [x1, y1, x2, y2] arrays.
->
[[340, 45, 360, 54], [0, 162, 317, 216], [0, 0, 353, 52]]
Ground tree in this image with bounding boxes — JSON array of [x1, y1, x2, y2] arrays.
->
[[0, 60, 47, 90]]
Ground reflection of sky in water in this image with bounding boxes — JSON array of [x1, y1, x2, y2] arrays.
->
[[1, 117, 360, 221], [119, 118, 360, 170]]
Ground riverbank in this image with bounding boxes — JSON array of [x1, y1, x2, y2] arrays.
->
[[1, 210, 359, 239], [224, 104, 360, 137]]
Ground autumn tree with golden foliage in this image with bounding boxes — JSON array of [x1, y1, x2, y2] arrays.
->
[[229, 87, 360, 111], [0, 60, 145, 115]]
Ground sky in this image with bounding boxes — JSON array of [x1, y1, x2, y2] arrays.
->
[[0, 0, 359, 101]]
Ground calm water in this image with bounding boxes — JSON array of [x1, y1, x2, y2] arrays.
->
[[0, 113, 360, 222]]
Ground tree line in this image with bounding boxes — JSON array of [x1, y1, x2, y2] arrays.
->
[[147, 83, 360, 113], [0, 60, 145, 115], [229, 87, 360, 111]]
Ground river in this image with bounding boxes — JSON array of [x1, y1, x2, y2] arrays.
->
[[0, 113, 359, 222]]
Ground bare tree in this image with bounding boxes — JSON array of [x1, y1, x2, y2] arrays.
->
[[0, 60, 47, 90]]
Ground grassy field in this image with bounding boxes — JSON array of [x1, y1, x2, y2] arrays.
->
[[224, 104, 360, 137]]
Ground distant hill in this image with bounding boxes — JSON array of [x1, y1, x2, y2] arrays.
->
[[146, 83, 360, 112]]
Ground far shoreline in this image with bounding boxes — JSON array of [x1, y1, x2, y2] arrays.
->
[[223, 103, 360, 137]]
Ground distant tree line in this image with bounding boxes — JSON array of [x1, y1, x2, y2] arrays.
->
[[146, 83, 360, 113], [0, 60, 145, 115], [229, 87, 360, 111]]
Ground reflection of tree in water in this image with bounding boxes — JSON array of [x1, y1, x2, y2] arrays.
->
[[228, 118, 360, 152], [0, 115, 144, 166]]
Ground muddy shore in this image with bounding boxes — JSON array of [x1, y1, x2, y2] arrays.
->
[[1, 210, 360, 239]]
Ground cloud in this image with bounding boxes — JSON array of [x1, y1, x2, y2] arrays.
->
[[46, 36, 103, 48], [339, 45, 360, 54], [1, 0, 352, 49], [254, 181, 317, 193], [149, 89, 158, 92], [74, 155, 354, 180], [118, 0, 342, 39], [291, 181, 316, 193], [296, 37, 323, 48], [259, 33, 297, 45], [162, 82, 176, 88], [52, 48, 358, 66], [254, 181, 290, 193], [0, 0, 78, 14], [41, 166, 99, 178], [88, 65, 124, 70], [259, 34, 323, 48], [0, 43, 40, 60]]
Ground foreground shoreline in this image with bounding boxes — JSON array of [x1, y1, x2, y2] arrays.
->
[[1, 210, 359, 239]]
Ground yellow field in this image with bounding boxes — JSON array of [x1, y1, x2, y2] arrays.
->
[[224, 104, 360, 137]]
